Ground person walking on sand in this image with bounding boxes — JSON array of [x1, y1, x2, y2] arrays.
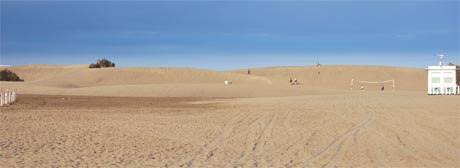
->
[[294, 78, 298, 85], [248, 68, 251, 75], [360, 85, 364, 90], [289, 77, 293, 84], [381, 85, 385, 91]]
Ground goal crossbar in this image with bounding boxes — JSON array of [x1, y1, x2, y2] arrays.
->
[[350, 79, 395, 90]]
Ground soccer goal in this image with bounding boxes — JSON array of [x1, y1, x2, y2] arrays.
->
[[350, 79, 395, 90]]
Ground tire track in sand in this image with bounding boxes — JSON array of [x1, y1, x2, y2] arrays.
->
[[177, 110, 247, 167], [235, 110, 279, 166], [292, 94, 377, 167]]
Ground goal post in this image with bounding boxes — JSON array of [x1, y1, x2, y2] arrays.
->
[[350, 79, 395, 90]]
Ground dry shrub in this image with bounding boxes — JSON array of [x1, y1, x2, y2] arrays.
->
[[0, 69, 24, 81], [89, 59, 115, 68]]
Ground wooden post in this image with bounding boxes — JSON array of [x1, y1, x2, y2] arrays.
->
[[8, 89, 12, 105], [393, 80, 395, 91], [350, 79, 354, 90], [4, 90, 8, 105], [5, 90, 7, 105], [2, 90, 5, 106], [7, 90, 10, 105], [3, 90, 7, 105], [0, 90, 3, 106], [11, 90, 14, 104]]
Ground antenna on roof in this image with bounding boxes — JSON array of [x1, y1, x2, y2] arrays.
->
[[435, 53, 444, 66]]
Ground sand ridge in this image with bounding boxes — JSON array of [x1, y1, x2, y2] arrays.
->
[[1, 64, 426, 97]]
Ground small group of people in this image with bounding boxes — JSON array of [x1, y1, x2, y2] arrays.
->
[[289, 77, 299, 85], [360, 84, 385, 91]]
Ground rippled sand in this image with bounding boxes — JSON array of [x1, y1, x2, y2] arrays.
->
[[1, 93, 458, 167]]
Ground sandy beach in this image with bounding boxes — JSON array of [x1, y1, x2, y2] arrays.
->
[[1, 65, 459, 167]]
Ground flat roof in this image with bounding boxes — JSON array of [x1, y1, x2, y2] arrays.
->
[[427, 66, 458, 70]]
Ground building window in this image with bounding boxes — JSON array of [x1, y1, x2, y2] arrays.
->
[[444, 77, 453, 83], [432, 77, 440, 83]]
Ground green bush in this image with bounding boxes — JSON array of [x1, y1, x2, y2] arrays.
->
[[0, 69, 24, 81], [89, 59, 115, 68]]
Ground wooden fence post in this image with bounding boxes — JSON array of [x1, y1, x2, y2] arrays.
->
[[4, 90, 7, 105], [0, 89, 18, 106], [8, 89, 11, 105], [13, 90, 15, 103], [0, 90, 3, 106], [2, 90, 5, 106], [7, 90, 10, 105], [3, 90, 6, 105]]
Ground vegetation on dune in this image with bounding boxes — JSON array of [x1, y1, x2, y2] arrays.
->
[[89, 59, 115, 68], [0, 69, 24, 81]]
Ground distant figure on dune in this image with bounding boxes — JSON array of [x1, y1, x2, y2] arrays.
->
[[360, 85, 364, 90], [289, 77, 293, 84], [381, 85, 385, 91], [317, 62, 321, 75], [248, 68, 251, 75]]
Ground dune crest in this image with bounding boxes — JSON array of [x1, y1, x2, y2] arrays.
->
[[1, 64, 426, 97]]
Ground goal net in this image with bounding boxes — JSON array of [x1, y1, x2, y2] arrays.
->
[[350, 79, 395, 90]]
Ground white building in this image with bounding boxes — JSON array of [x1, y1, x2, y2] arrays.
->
[[427, 65, 458, 95]]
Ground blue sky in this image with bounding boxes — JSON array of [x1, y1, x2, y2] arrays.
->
[[1, 1, 459, 70]]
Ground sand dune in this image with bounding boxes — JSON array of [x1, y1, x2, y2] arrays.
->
[[1, 64, 426, 97], [4, 65, 271, 87], [1, 64, 458, 167], [230, 65, 426, 90]]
